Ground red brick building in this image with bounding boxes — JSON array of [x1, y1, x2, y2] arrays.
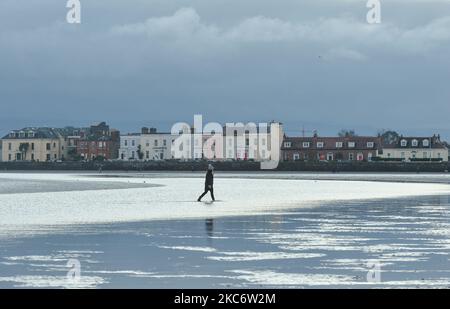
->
[[76, 122, 120, 160], [281, 135, 381, 162]]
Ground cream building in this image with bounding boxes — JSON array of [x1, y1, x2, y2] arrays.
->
[[380, 135, 448, 162], [1, 128, 66, 162]]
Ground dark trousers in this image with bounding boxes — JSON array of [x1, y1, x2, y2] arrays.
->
[[198, 186, 215, 201]]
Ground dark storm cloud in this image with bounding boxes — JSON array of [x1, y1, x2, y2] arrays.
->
[[0, 0, 450, 138]]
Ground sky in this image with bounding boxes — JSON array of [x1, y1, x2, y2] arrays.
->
[[0, 0, 449, 139]]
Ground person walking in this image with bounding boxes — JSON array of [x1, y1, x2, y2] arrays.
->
[[197, 164, 215, 202]]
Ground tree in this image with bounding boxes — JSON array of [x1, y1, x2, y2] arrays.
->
[[93, 155, 106, 162], [19, 143, 30, 161], [338, 129, 357, 137], [378, 129, 400, 145]]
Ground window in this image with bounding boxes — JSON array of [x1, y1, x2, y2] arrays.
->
[[317, 142, 324, 148], [423, 139, 430, 147], [8, 143, 11, 150], [132, 140, 135, 147], [146, 151, 149, 159], [262, 138, 266, 146], [348, 142, 355, 148], [303, 142, 310, 148], [46, 143, 51, 150], [124, 140, 128, 146], [46, 154, 51, 161], [400, 140, 407, 147], [336, 142, 343, 148], [8, 154, 12, 161], [131, 151, 135, 159], [163, 140, 167, 146], [31, 154, 34, 161], [349, 153, 354, 160], [293, 153, 300, 160], [367, 142, 374, 148], [154, 140, 158, 147], [53, 142, 56, 148], [284, 142, 292, 148], [411, 139, 418, 147]]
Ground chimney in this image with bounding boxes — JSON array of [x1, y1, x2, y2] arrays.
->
[[150, 128, 157, 134], [141, 127, 150, 134]]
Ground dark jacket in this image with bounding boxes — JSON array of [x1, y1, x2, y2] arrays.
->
[[205, 170, 214, 188]]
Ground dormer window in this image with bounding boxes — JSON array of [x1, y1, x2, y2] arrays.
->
[[28, 131, 35, 138], [336, 142, 343, 148], [367, 142, 374, 148], [317, 142, 324, 148], [303, 142, 310, 148], [411, 139, 418, 147], [400, 139, 407, 147], [423, 139, 430, 147], [9, 131, 16, 138], [348, 142, 355, 148], [19, 131, 25, 138], [284, 142, 291, 148]]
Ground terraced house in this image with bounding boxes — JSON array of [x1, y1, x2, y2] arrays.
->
[[380, 135, 448, 162], [281, 135, 381, 162], [1, 128, 66, 162]]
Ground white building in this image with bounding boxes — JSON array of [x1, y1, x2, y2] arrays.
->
[[380, 135, 448, 162], [140, 128, 174, 160], [118, 122, 284, 162], [119, 127, 174, 161], [119, 134, 141, 160]]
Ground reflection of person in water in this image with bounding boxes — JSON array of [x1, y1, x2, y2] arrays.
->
[[205, 218, 214, 238], [197, 164, 215, 202]]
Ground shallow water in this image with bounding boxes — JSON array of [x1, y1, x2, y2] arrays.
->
[[0, 172, 450, 288]]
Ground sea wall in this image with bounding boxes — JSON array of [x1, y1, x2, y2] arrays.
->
[[0, 161, 449, 172]]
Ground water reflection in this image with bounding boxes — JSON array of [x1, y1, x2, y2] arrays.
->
[[205, 218, 214, 238]]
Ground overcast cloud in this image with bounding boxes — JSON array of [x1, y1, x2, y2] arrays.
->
[[0, 0, 449, 138]]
